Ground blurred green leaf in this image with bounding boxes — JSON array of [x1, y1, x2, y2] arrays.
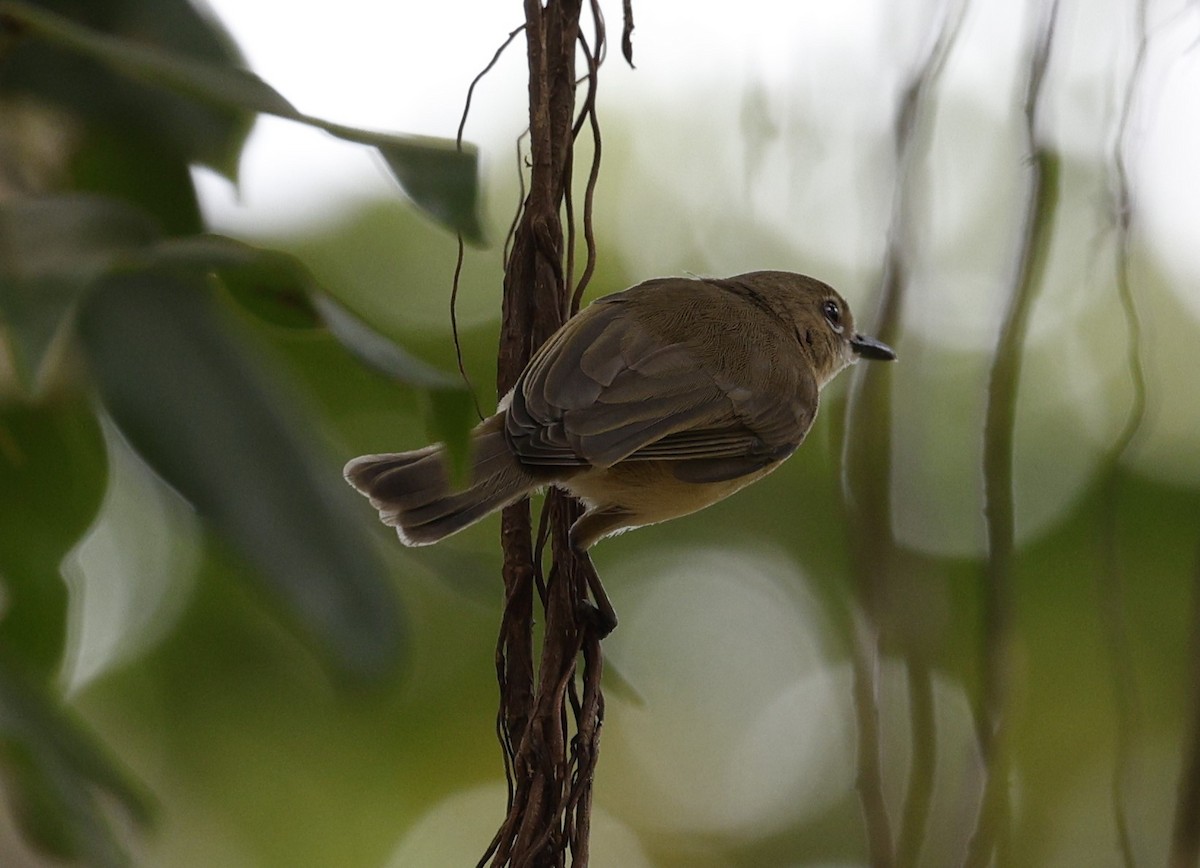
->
[[0, 193, 160, 394], [311, 292, 465, 390], [151, 235, 321, 329], [0, 398, 107, 679], [0, 656, 151, 868], [598, 655, 647, 708], [0, 1, 485, 240], [379, 142, 484, 245], [77, 272, 405, 679], [139, 238, 479, 487], [71, 123, 207, 237], [426, 387, 477, 485], [321, 124, 485, 245], [0, 0, 254, 180], [0, 1, 293, 114]]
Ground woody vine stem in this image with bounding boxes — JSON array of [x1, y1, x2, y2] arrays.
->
[[464, 2, 633, 866]]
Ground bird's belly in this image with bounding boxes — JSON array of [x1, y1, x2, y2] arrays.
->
[[563, 460, 780, 526]]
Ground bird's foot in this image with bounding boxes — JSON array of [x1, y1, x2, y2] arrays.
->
[[576, 600, 618, 639]]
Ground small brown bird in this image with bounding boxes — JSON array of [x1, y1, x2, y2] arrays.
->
[[345, 270, 894, 551]]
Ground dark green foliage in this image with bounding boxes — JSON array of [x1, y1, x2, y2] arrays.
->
[[0, 399, 106, 679], [0, 658, 152, 868], [0, 195, 161, 391], [77, 272, 406, 678], [0, 1, 483, 862], [0, 0, 485, 241], [0, 0, 255, 179]]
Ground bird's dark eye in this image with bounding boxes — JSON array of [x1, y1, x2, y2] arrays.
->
[[822, 299, 843, 333]]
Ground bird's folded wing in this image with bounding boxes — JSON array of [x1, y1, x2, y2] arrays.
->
[[506, 297, 816, 480]]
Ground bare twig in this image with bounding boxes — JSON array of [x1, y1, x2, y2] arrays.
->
[[841, 4, 965, 865], [848, 610, 895, 866], [570, 13, 604, 314], [572, 103, 601, 315], [1097, 1, 1152, 863], [1170, 539, 1200, 868], [563, 9, 606, 317], [452, 23, 526, 421], [965, 3, 1061, 865], [451, 240, 485, 421], [897, 659, 937, 868], [621, 0, 635, 66], [505, 131, 531, 270], [1109, 1, 1148, 458], [458, 25, 528, 149], [484, 2, 610, 864]]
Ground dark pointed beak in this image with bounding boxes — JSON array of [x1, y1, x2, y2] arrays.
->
[[851, 333, 896, 361]]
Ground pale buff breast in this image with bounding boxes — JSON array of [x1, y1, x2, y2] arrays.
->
[[562, 459, 784, 530]]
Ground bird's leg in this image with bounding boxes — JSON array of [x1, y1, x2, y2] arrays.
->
[[578, 552, 618, 638], [565, 540, 617, 638], [567, 507, 630, 638]]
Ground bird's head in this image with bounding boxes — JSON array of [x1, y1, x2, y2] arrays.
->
[[737, 271, 896, 386]]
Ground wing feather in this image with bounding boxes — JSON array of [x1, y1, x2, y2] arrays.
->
[[505, 282, 818, 480]]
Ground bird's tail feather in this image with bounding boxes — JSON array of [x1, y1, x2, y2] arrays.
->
[[344, 418, 536, 546]]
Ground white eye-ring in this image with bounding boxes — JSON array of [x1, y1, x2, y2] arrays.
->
[[822, 299, 844, 333]]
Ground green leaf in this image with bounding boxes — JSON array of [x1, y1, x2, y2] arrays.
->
[[0, 1, 294, 116], [0, 0, 255, 180], [71, 123, 207, 237], [378, 140, 484, 246], [319, 123, 485, 246], [143, 238, 479, 471], [0, 657, 152, 868], [311, 293, 465, 390], [599, 656, 647, 708], [0, 2, 486, 240], [426, 387, 477, 485], [0, 194, 161, 394], [0, 398, 107, 679], [77, 271, 405, 679], [143, 234, 473, 390], [151, 235, 321, 329]]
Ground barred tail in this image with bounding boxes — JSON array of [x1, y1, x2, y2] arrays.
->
[[344, 416, 536, 546]]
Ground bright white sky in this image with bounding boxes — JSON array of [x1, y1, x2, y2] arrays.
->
[[194, 0, 1200, 531], [197, 0, 1200, 286]]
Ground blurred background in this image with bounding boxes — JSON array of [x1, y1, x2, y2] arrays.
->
[[2, 0, 1200, 865]]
